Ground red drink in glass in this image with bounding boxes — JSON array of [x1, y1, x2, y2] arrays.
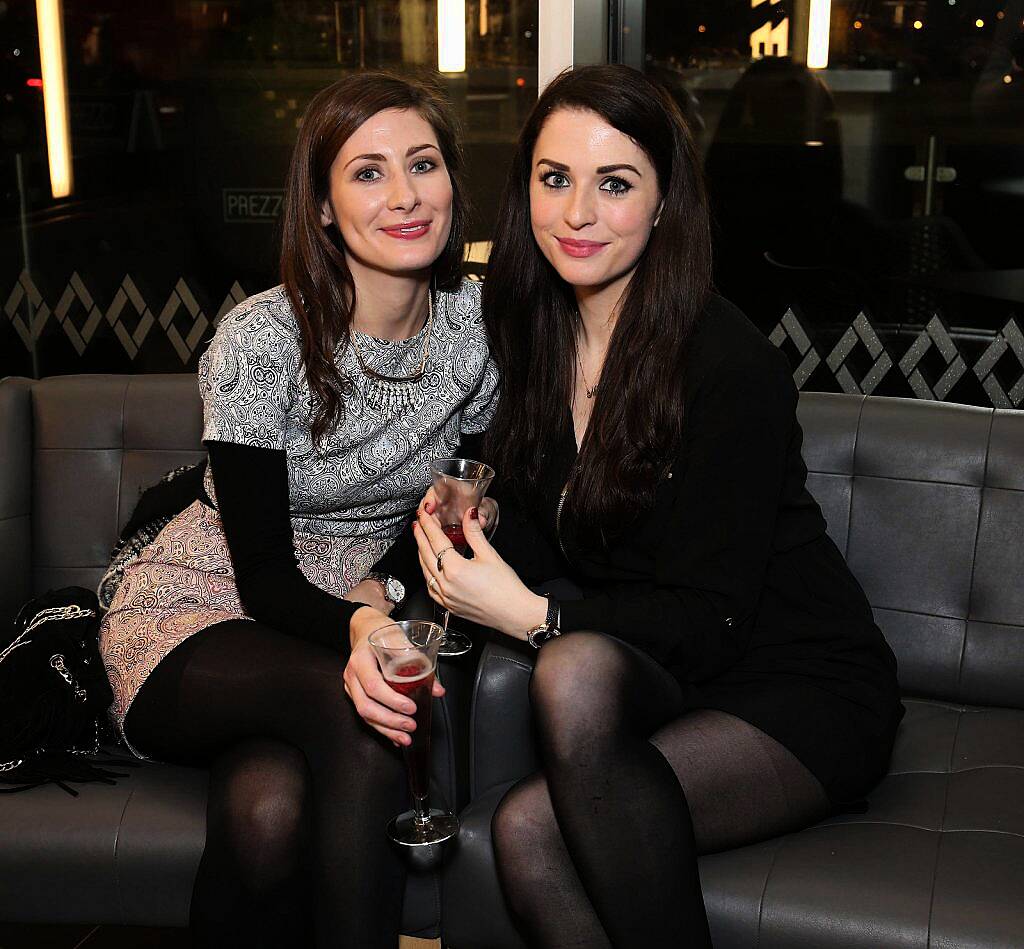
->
[[430, 458, 495, 658], [386, 659, 435, 803], [368, 620, 456, 847], [442, 523, 468, 553]]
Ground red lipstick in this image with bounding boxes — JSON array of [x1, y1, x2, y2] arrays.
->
[[556, 237, 608, 258], [381, 221, 432, 240]]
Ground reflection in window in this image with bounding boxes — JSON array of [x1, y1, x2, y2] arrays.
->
[[1, 1, 537, 378], [642, 0, 1024, 407]]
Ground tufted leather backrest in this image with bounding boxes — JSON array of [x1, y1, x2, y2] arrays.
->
[[3, 376, 1022, 708], [798, 394, 1024, 709], [29, 375, 205, 597]]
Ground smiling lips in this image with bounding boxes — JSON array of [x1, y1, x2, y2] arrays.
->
[[381, 220, 432, 240], [556, 237, 609, 258]]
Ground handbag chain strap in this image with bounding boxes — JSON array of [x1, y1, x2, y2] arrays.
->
[[0, 605, 96, 665]]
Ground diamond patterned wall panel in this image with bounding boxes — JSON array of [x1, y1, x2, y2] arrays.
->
[[4, 271, 51, 349], [4, 271, 247, 366], [825, 312, 893, 396], [973, 319, 1024, 409], [769, 308, 821, 388], [763, 308, 1024, 410], [5, 273, 1024, 413], [898, 315, 969, 401], [54, 273, 103, 356], [158, 279, 212, 364]]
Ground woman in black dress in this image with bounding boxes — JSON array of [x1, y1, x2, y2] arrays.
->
[[410, 66, 903, 947]]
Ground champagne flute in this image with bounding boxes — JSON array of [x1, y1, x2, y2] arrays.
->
[[429, 458, 495, 657], [368, 620, 459, 846]]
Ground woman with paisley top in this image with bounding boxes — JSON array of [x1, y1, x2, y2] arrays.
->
[[411, 66, 902, 947], [98, 74, 497, 949]]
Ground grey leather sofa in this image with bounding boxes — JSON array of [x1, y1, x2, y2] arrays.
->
[[1, 375, 1022, 946], [0, 374, 454, 939], [442, 393, 1024, 948]]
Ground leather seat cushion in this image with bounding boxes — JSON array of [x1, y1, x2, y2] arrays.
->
[[442, 698, 1024, 949]]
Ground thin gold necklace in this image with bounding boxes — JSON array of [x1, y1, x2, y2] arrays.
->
[[350, 289, 433, 384], [575, 346, 601, 399]]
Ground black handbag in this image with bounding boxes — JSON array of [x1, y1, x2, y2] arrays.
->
[[0, 587, 134, 795]]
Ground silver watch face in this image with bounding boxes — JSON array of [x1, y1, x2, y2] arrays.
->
[[384, 576, 405, 606]]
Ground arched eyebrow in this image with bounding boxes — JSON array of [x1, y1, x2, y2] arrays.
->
[[596, 163, 642, 176], [345, 144, 439, 169], [535, 158, 642, 176]]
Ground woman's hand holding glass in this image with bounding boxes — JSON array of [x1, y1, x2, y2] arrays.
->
[[417, 488, 498, 534], [344, 605, 445, 747], [413, 505, 547, 638], [413, 489, 497, 532]]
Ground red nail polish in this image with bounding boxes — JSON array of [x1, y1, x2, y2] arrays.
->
[[470, 507, 479, 520]]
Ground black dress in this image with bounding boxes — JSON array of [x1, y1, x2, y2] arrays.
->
[[483, 294, 904, 805]]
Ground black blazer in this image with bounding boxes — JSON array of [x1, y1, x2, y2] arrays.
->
[[484, 294, 903, 805]]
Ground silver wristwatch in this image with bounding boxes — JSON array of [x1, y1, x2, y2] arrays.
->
[[364, 573, 406, 610]]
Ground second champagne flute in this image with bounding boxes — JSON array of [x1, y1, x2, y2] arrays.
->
[[429, 458, 495, 657], [368, 620, 459, 846]]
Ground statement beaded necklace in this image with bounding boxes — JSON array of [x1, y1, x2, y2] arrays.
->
[[349, 290, 434, 410]]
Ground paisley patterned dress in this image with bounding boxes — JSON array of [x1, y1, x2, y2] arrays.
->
[[99, 280, 497, 750]]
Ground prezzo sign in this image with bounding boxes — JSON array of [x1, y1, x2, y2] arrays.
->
[[223, 189, 285, 224]]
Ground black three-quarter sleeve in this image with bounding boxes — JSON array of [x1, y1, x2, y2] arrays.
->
[[207, 440, 358, 652], [558, 349, 797, 682]]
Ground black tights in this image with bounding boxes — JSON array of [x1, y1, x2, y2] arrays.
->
[[492, 632, 830, 949], [124, 619, 408, 949]]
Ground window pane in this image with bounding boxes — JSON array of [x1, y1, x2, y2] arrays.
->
[[639, 0, 1024, 407], [1, 0, 537, 376]]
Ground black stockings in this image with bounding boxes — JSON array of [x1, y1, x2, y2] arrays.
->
[[124, 619, 408, 949], [492, 632, 830, 949]]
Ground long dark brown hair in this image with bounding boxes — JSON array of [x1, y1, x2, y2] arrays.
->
[[483, 65, 712, 534], [280, 72, 468, 443]]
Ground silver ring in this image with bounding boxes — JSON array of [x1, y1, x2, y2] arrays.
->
[[436, 546, 455, 573], [428, 576, 439, 594]]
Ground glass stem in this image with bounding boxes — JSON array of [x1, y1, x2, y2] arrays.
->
[[433, 603, 452, 644], [412, 791, 431, 824], [403, 753, 431, 824]]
